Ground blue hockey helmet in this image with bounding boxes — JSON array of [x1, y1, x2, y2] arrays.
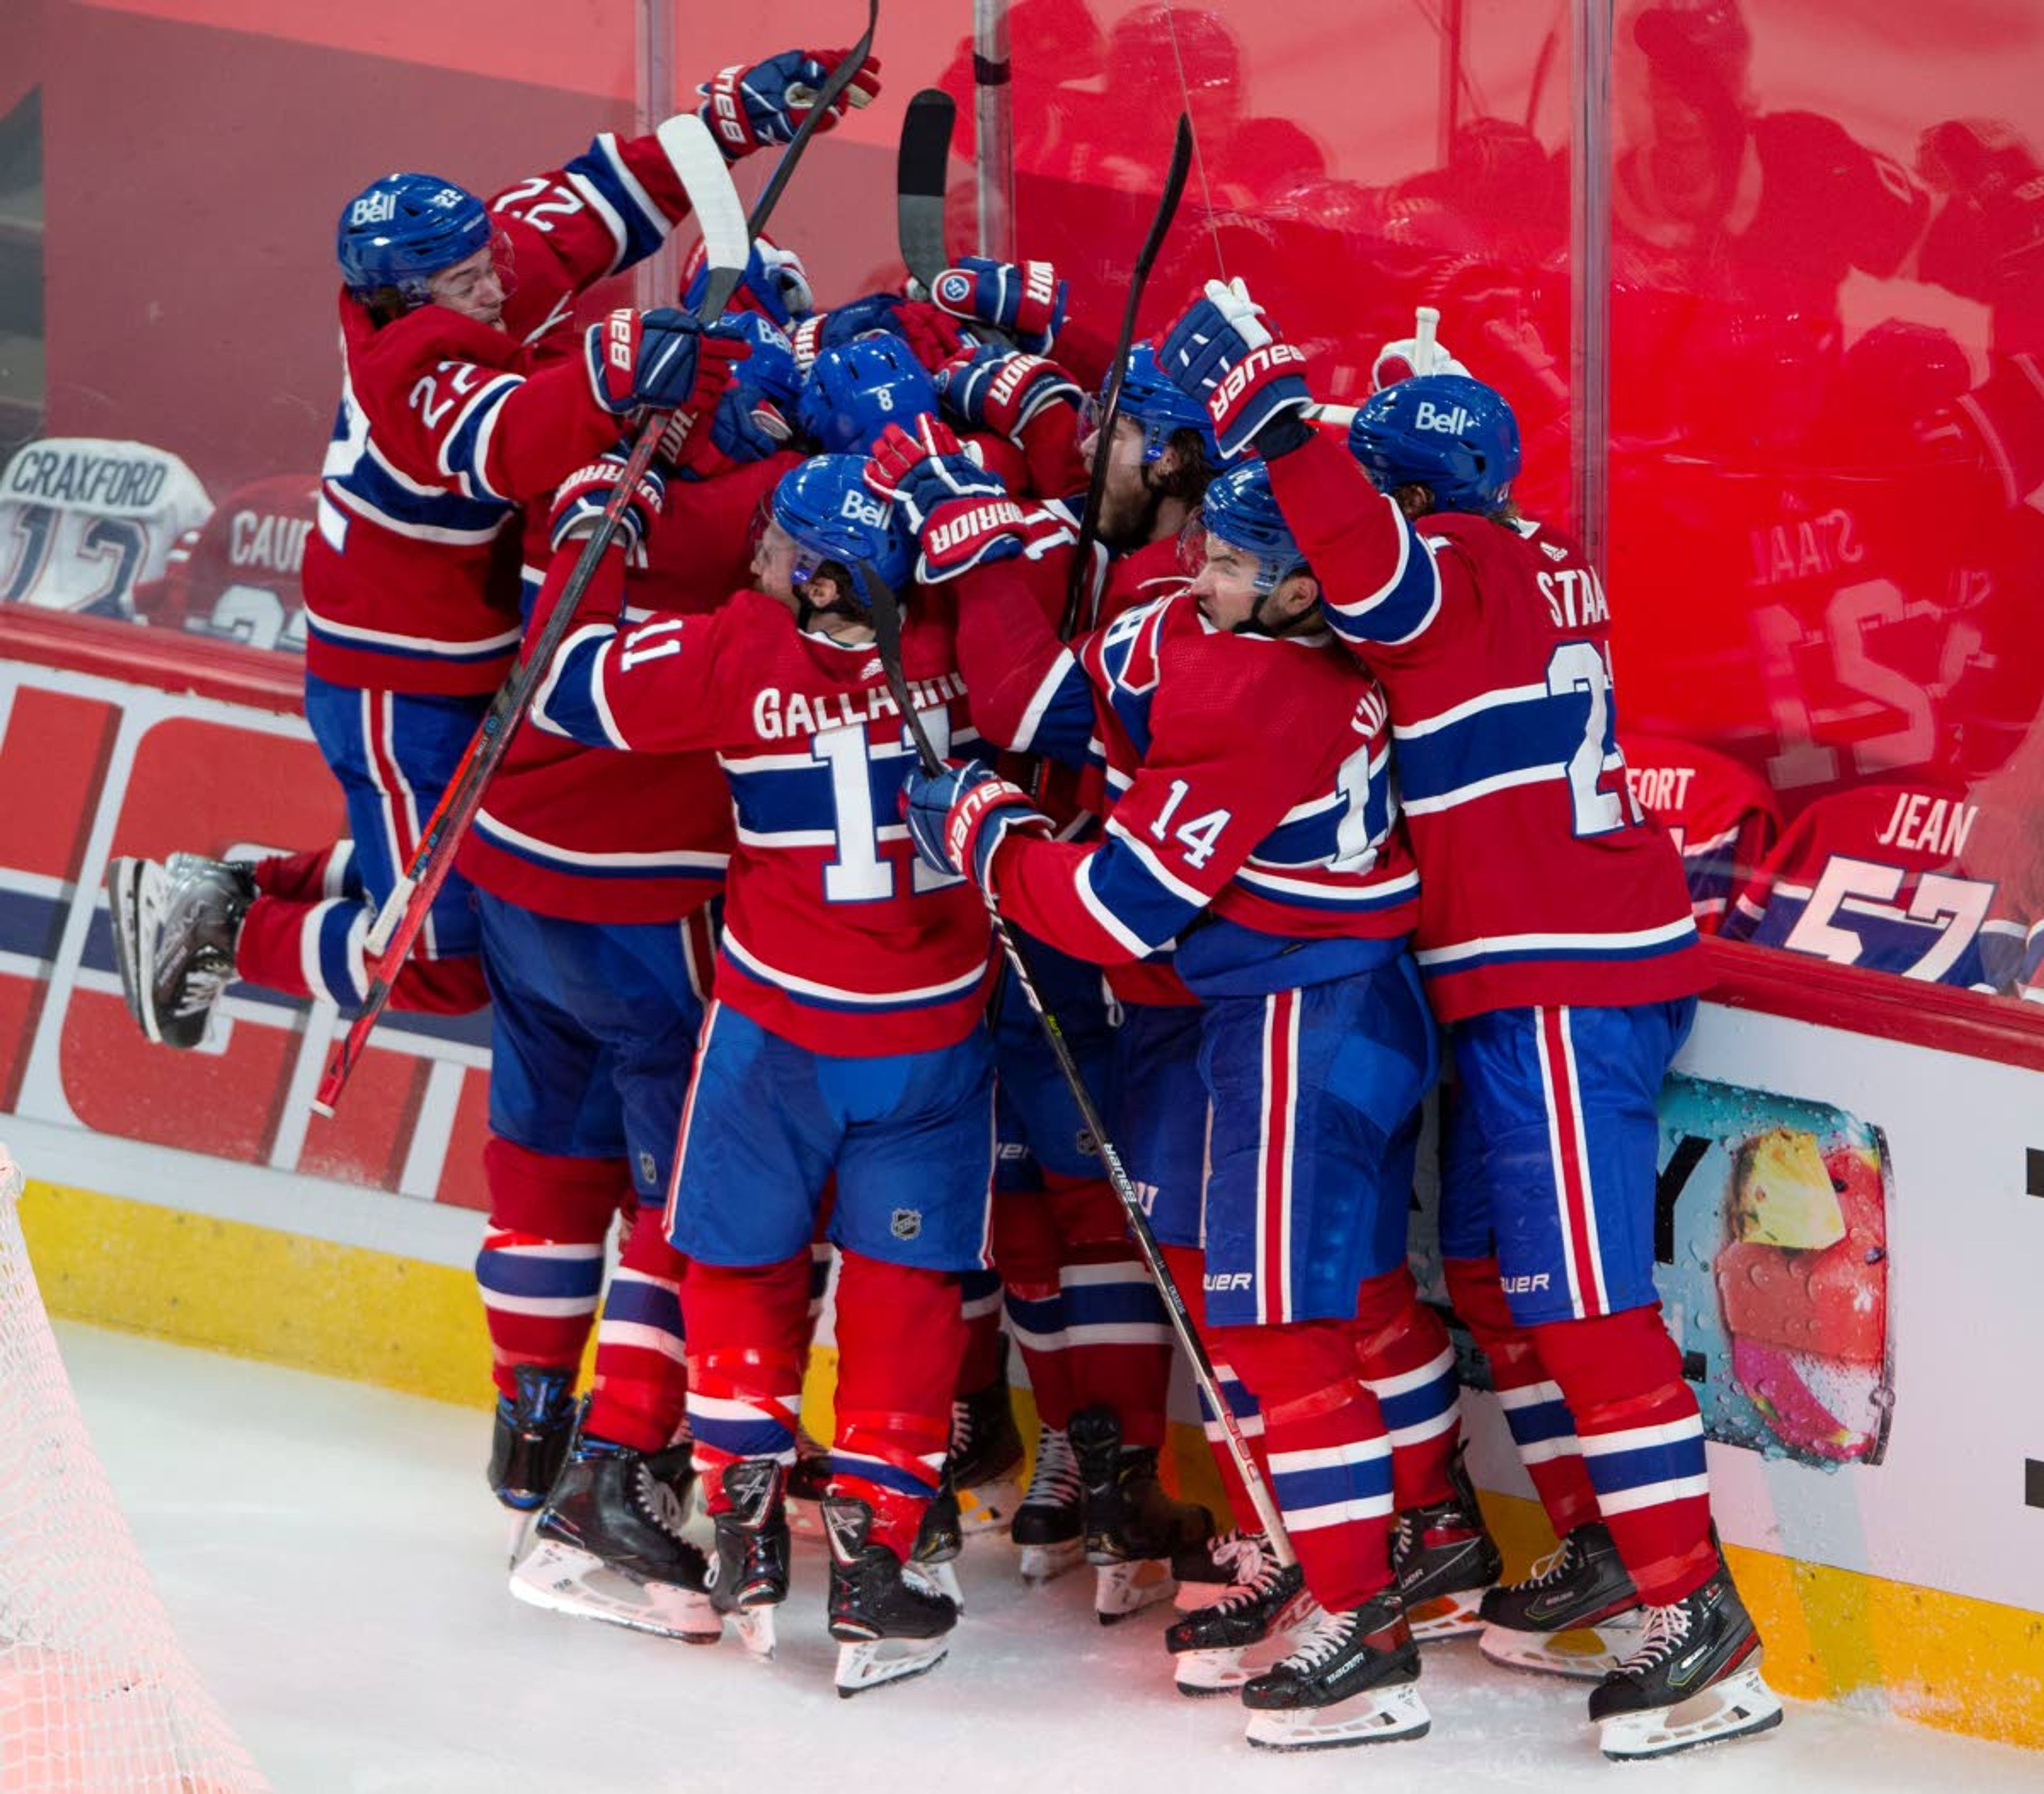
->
[[797, 336, 939, 455], [336, 172, 492, 305], [713, 313, 802, 454], [769, 453, 916, 610], [1199, 462, 1307, 594], [1347, 373, 1521, 515], [1099, 341, 1229, 465]]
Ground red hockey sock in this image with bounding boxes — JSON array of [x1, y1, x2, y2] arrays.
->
[[475, 1137, 627, 1399], [1212, 1319, 1395, 1614], [993, 1188, 1076, 1427], [584, 1205, 689, 1454], [250, 844, 356, 904], [956, 1268, 1007, 1391], [1444, 1255, 1602, 1536], [1042, 1175, 1172, 1450], [682, 1254, 811, 1511], [828, 1252, 967, 1560], [1349, 1265, 1461, 1510], [1164, 1244, 1270, 1529], [234, 891, 488, 1012], [1532, 1306, 1716, 1604]]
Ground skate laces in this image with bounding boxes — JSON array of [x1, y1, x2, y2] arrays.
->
[[1275, 1604, 1355, 1672], [632, 1460, 691, 1541], [1210, 1530, 1273, 1582], [1618, 1595, 1693, 1673], [1021, 1426, 1080, 1507], [1521, 1534, 1580, 1589]]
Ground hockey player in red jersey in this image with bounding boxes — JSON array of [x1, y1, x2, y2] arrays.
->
[[893, 418, 1440, 1748], [105, 53, 871, 1050], [127, 472, 319, 653], [522, 450, 997, 1696], [1151, 276, 1782, 1759], [1621, 733, 1783, 934]]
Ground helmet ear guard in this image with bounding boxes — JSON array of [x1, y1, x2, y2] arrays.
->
[[1347, 374, 1521, 515], [336, 173, 493, 308]]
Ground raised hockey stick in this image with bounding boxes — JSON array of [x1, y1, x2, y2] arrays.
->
[[863, 559, 1297, 1566], [314, 22, 880, 1114], [897, 88, 954, 295], [1059, 112, 1192, 643], [1304, 305, 1441, 429]]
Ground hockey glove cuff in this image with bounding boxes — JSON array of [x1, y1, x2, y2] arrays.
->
[[549, 452, 667, 567], [588, 307, 748, 418], [937, 345, 1083, 443], [698, 46, 882, 162], [902, 761, 1052, 894]]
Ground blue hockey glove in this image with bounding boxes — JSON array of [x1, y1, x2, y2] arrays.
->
[[587, 306, 745, 418], [901, 760, 1051, 893], [660, 315, 797, 479], [865, 417, 1028, 583], [698, 46, 883, 162], [936, 344, 1083, 442], [1157, 278, 1314, 460], [549, 451, 667, 567], [928, 258, 1068, 355]]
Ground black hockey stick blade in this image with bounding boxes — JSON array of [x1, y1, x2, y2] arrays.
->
[[861, 561, 943, 776], [1058, 112, 1193, 641], [898, 89, 955, 295], [747, 0, 881, 239]]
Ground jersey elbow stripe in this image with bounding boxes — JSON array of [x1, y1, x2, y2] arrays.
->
[[1324, 500, 1441, 645], [440, 376, 521, 502], [1011, 648, 1085, 756], [1074, 861, 1161, 959]]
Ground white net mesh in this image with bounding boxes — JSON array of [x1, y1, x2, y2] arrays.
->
[[0, 1147, 269, 1793]]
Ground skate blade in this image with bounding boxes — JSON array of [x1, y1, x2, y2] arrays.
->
[[728, 1603, 779, 1660], [1246, 1681, 1431, 1751], [834, 1636, 950, 1698], [129, 863, 169, 1046], [906, 1557, 965, 1614], [1599, 1666, 1784, 1760], [957, 1477, 1020, 1535], [1478, 1617, 1640, 1681], [1017, 1538, 1085, 1585], [1407, 1587, 1489, 1642], [1172, 1647, 1253, 1697], [1093, 1559, 1175, 1624], [502, 1507, 535, 1567], [508, 1542, 721, 1643], [105, 859, 148, 1030]]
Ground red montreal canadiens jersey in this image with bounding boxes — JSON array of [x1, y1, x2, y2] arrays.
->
[[1270, 433, 1704, 1022], [1720, 781, 2030, 992], [959, 567, 1418, 998], [1620, 733, 1783, 935], [303, 133, 698, 697], [131, 474, 319, 653], [529, 564, 995, 1054]]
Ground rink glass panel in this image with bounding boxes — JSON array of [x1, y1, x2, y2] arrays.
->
[[3, 0, 2043, 1028]]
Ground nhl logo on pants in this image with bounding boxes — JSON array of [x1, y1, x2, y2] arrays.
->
[[890, 1208, 923, 1240]]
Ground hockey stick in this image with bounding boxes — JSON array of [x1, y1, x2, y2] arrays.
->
[[314, 22, 881, 1114], [897, 88, 954, 296], [863, 559, 1297, 1566], [1300, 305, 1441, 429], [1058, 112, 1193, 644]]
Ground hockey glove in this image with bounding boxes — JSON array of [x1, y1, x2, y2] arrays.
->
[[549, 452, 667, 569], [1158, 277, 1314, 460], [901, 760, 1051, 894], [587, 307, 748, 418], [659, 318, 795, 479], [866, 418, 1028, 583], [682, 234, 814, 328], [928, 258, 1068, 355], [937, 344, 1083, 443], [697, 47, 883, 162], [1371, 335, 1472, 391]]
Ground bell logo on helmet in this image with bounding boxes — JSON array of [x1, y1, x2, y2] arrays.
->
[[349, 192, 399, 228], [837, 487, 888, 529], [1412, 400, 1474, 435]]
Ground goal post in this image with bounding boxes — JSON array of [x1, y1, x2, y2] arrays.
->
[[0, 1146, 269, 1794]]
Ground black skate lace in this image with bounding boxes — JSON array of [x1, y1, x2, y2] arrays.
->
[[1022, 1426, 1080, 1506], [1275, 1605, 1354, 1672], [1618, 1597, 1693, 1673]]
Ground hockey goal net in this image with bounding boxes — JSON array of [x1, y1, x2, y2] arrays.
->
[[0, 1146, 268, 1793]]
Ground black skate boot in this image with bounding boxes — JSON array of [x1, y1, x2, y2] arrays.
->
[[786, 1424, 831, 1512], [1391, 1445, 1504, 1641], [1068, 1404, 1213, 1623], [909, 1467, 965, 1608], [1171, 1528, 1279, 1611], [947, 1339, 1024, 1532], [1240, 1587, 1431, 1749], [823, 1495, 959, 1698], [1164, 1552, 1312, 1696], [1477, 1519, 1643, 1680], [1588, 1562, 1782, 1759], [1011, 1422, 1084, 1584], [487, 1364, 579, 1513], [108, 853, 255, 1048], [708, 1455, 792, 1658], [508, 1437, 718, 1641]]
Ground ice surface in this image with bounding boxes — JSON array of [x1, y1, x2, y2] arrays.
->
[[51, 1323, 2044, 1794]]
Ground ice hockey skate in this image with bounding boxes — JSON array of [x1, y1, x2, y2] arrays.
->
[[909, 1470, 965, 1609], [1589, 1562, 1783, 1760], [106, 852, 254, 1048], [1068, 1404, 1213, 1622], [947, 1345, 1024, 1535], [784, 1424, 830, 1534], [1477, 1519, 1644, 1679], [1240, 1589, 1431, 1750], [1171, 1528, 1277, 1612], [823, 1495, 959, 1698], [707, 1456, 792, 1659], [1391, 1445, 1503, 1641], [508, 1438, 719, 1642], [1010, 1422, 1085, 1584], [1164, 1552, 1312, 1695]]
